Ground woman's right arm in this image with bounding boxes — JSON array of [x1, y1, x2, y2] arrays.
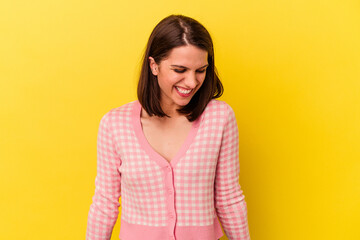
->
[[86, 111, 122, 240]]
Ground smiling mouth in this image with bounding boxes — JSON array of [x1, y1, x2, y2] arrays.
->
[[175, 86, 192, 94]]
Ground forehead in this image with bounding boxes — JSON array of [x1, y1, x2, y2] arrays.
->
[[162, 45, 208, 67]]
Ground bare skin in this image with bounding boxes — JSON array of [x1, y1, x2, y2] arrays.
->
[[140, 108, 192, 163]]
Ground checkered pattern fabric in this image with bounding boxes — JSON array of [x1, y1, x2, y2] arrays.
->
[[86, 100, 250, 240]]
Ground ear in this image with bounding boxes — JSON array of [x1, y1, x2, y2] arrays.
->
[[148, 56, 159, 76]]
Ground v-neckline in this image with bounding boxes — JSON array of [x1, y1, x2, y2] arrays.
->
[[131, 100, 202, 168]]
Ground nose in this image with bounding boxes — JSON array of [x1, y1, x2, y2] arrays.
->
[[184, 71, 198, 89]]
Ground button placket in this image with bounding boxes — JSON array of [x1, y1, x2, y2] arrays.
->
[[164, 164, 177, 239]]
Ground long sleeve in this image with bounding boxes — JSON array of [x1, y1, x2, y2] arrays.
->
[[214, 105, 250, 240], [86, 112, 122, 240]]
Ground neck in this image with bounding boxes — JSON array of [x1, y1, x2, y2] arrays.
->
[[160, 101, 182, 119]]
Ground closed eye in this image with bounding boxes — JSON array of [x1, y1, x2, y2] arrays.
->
[[173, 68, 207, 73], [174, 69, 186, 73]]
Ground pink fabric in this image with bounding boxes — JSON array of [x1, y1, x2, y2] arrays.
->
[[86, 100, 250, 240]]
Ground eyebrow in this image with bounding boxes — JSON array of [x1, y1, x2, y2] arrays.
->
[[170, 64, 209, 69]]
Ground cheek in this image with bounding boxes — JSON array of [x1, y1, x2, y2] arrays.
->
[[162, 73, 181, 85], [198, 74, 207, 85], [157, 73, 178, 89]]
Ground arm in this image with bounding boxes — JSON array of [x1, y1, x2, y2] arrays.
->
[[215, 104, 250, 240], [86, 111, 122, 240]]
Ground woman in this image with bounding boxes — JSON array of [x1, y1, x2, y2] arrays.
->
[[86, 14, 250, 240]]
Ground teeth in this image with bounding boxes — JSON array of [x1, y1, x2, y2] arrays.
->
[[176, 86, 192, 94]]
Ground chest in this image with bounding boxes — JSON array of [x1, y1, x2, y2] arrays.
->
[[140, 119, 193, 163]]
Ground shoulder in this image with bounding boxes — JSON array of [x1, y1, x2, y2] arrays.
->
[[200, 99, 236, 127], [204, 99, 235, 119], [99, 100, 137, 128]]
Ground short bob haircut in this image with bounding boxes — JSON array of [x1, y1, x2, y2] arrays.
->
[[137, 14, 223, 122]]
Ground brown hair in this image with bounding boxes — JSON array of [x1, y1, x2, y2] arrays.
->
[[137, 14, 223, 122]]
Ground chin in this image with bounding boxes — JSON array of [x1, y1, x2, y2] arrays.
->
[[175, 103, 189, 108], [175, 97, 193, 106]]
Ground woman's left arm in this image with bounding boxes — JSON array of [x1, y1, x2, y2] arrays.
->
[[214, 103, 250, 240]]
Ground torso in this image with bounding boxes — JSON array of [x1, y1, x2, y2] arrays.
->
[[140, 109, 193, 163]]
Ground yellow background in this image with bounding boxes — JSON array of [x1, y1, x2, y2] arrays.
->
[[1, 0, 359, 239]]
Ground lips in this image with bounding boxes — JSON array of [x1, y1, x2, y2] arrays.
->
[[175, 86, 193, 97]]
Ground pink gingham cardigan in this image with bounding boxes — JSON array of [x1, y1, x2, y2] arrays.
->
[[86, 99, 250, 240]]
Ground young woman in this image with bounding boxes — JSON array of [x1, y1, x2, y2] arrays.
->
[[86, 15, 250, 240]]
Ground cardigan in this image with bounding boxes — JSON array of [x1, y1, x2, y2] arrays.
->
[[86, 99, 250, 240]]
